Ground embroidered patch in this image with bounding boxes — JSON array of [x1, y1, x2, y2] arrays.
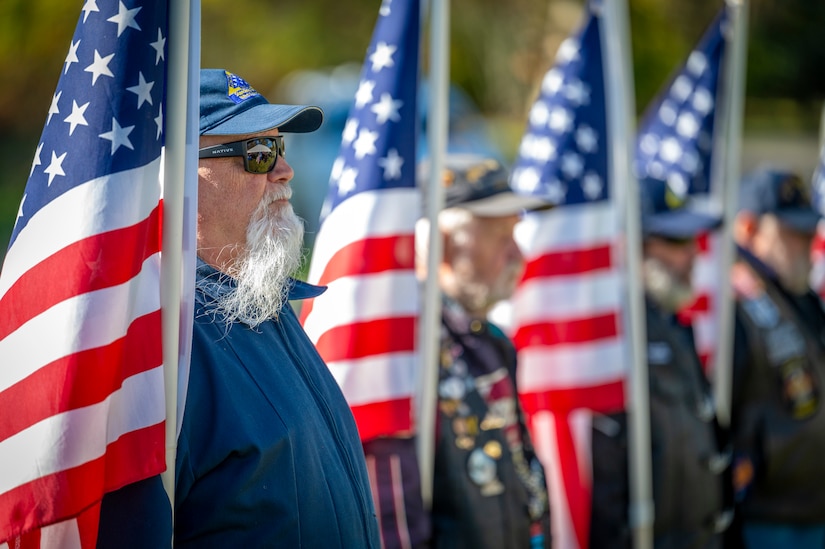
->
[[741, 294, 780, 329], [780, 357, 819, 420], [766, 322, 806, 365], [224, 70, 261, 104], [468, 448, 504, 495], [647, 341, 672, 365], [733, 455, 754, 498]]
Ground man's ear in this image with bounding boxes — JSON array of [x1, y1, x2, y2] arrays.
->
[[734, 211, 758, 245]]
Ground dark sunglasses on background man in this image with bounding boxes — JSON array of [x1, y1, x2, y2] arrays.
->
[[198, 135, 285, 174]]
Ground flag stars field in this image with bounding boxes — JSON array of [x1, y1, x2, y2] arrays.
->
[[81, 0, 99, 22], [542, 69, 563, 95], [369, 41, 396, 71], [44, 150, 67, 186], [371, 93, 403, 124], [342, 119, 359, 145], [150, 28, 166, 64], [564, 78, 591, 107], [107, 1, 142, 36], [47, 91, 62, 125], [64, 40, 81, 74], [64, 100, 90, 136], [154, 105, 164, 140], [353, 128, 379, 159], [99, 117, 135, 154], [575, 124, 598, 153], [85, 50, 115, 85], [354, 80, 376, 108], [378, 148, 404, 180], [15, 194, 26, 224], [127, 72, 155, 109], [337, 167, 359, 196], [30, 143, 43, 177], [544, 179, 567, 204]]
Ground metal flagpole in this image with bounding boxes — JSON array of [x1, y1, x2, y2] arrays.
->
[[161, 0, 200, 512], [416, 0, 449, 509], [600, 0, 653, 547], [712, 0, 749, 429]]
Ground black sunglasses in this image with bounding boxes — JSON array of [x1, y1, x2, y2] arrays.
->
[[198, 135, 285, 174]]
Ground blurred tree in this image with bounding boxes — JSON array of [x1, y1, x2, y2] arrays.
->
[[1, 0, 824, 257], [0, 0, 78, 135], [748, 0, 825, 102]]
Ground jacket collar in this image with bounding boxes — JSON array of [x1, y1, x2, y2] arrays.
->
[[195, 257, 326, 302]]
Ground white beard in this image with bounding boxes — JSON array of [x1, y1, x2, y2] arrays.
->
[[452, 258, 522, 316], [216, 193, 305, 327]]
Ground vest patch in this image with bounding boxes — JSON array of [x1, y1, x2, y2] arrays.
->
[[742, 294, 780, 329], [780, 357, 819, 420], [648, 341, 672, 365], [766, 322, 807, 366]]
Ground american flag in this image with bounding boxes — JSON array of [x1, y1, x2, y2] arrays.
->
[[300, 0, 421, 442], [507, 4, 625, 547], [635, 7, 727, 369], [0, 0, 170, 545]]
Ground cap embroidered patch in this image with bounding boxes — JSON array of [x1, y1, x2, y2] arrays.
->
[[224, 70, 261, 104], [664, 177, 688, 209]]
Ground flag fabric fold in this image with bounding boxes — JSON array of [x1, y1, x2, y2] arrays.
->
[[300, 0, 421, 442], [635, 8, 728, 369], [507, 4, 625, 547], [0, 0, 170, 545]]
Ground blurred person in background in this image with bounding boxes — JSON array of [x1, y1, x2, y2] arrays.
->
[[363, 154, 551, 549], [590, 175, 732, 548], [729, 166, 825, 548]]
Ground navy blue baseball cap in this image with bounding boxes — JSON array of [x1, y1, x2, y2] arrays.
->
[[640, 175, 721, 238], [738, 166, 821, 234], [199, 69, 323, 136]]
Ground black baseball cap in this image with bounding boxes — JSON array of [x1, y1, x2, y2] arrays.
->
[[738, 166, 821, 234], [640, 175, 722, 238], [421, 154, 548, 216]]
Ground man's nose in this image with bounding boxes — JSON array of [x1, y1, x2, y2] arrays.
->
[[268, 154, 294, 183]]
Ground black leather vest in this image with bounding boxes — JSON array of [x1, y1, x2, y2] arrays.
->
[[590, 300, 728, 549], [732, 258, 825, 523]]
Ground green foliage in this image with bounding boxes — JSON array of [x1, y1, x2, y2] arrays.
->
[[0, 0, 823, 264]]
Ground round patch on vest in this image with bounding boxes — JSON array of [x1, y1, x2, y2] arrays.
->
[[468, 448, 504, 495]]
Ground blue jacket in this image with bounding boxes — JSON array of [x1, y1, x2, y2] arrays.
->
[[97, 261, 380, 548]]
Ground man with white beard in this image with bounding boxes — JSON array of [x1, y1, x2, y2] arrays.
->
[[589, 174, 732, 549], [95, 69, 381, 548], [364, 155, 552, 549], [729, 167, 825, 548]]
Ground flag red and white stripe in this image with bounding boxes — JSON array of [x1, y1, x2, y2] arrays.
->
[[506, 4, 628, 546], [511, 205, 627, 549], [0, 0, 173, 544], [300, 0, 421, 442]]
